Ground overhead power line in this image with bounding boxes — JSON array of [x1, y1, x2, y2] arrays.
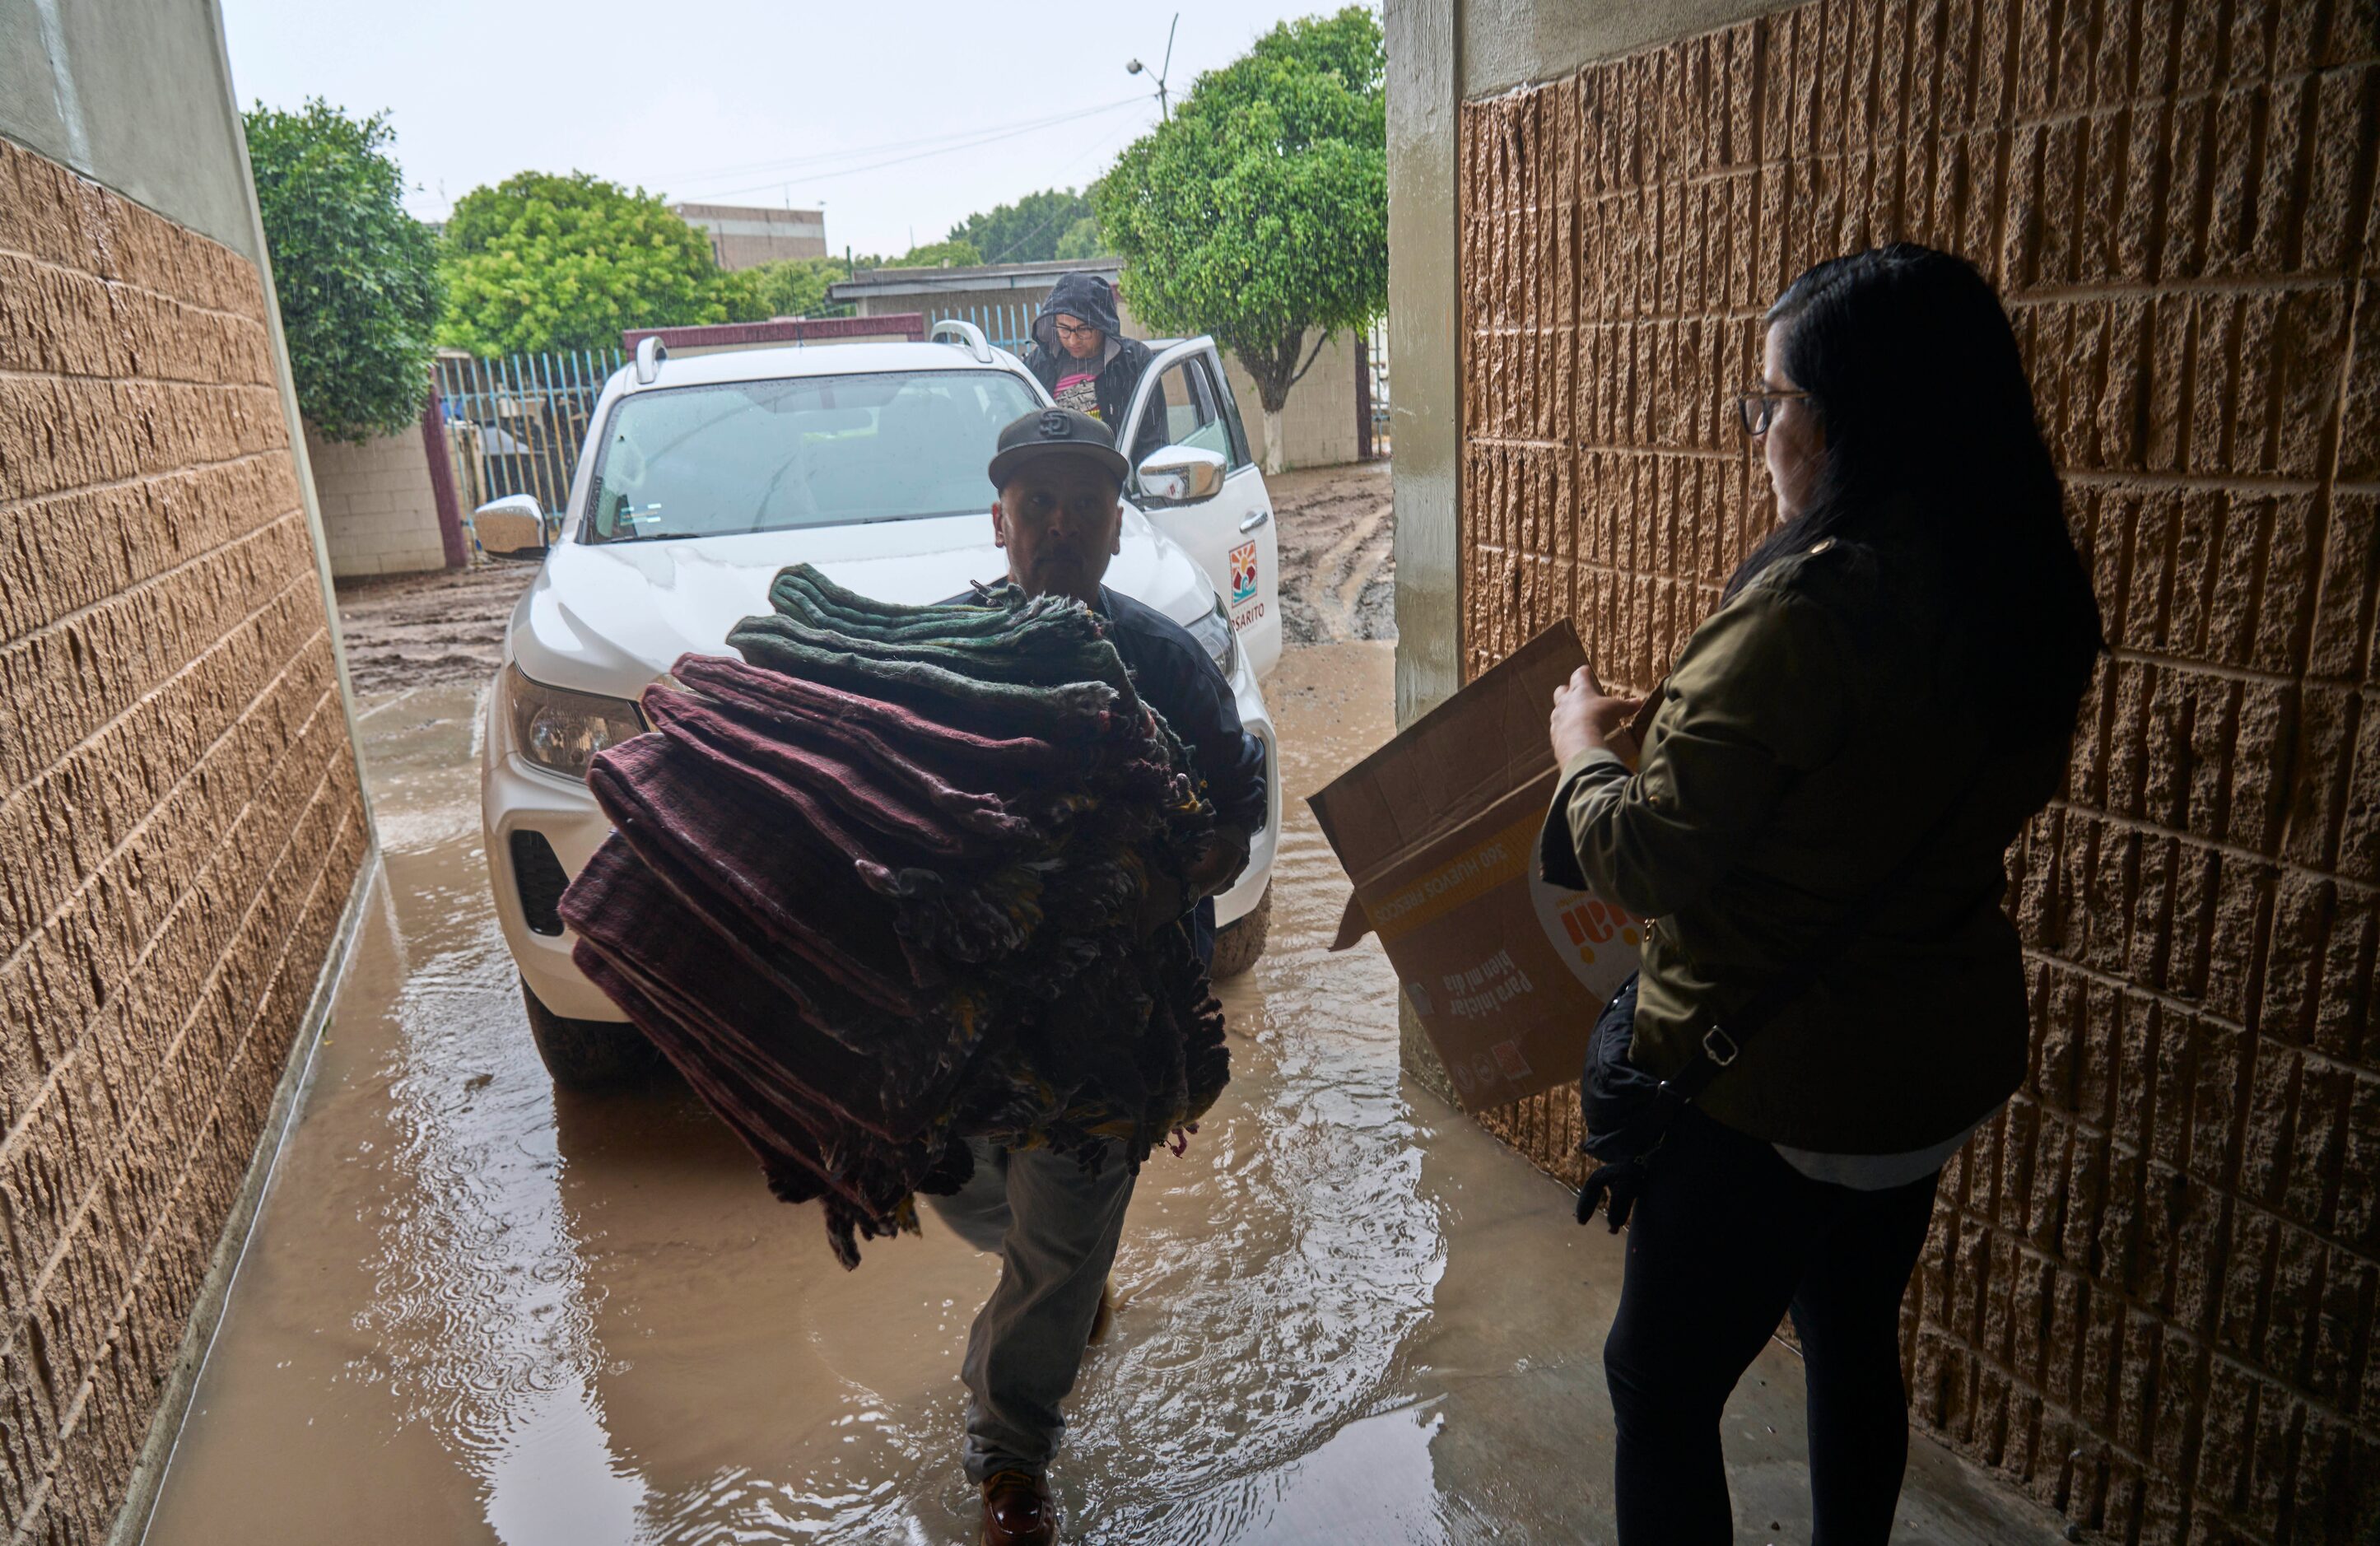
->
[[974, 117, 1148, 263], [660, 96, 1149, 200], [682, 100, 1150, 203]]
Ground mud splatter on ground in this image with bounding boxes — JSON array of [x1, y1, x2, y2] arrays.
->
[[1269, 460, 1395, 646], [333, 561, 540, 696]]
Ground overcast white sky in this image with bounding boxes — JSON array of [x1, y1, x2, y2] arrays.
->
[[217, 0, 1339, 258]]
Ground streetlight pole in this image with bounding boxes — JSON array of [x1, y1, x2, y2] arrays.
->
[[1125, 12, 1180, 122]]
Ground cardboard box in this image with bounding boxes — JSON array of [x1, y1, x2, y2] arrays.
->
[[1310, 622, 1643, 1112]]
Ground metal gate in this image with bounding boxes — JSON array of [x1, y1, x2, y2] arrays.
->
[[431, 348, 624, 524], [922, 301, 1044, 356], [1363, 314, 1391, 460]]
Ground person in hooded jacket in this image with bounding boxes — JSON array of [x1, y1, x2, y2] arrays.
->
[[1022, 272, 1162, 468]]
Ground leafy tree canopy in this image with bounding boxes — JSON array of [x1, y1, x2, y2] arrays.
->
[[724, 240, 978, 324], [439, 172, 735, 355], [1054, 214, 1110, 262], [244, 99, 443, 443], [1093, 7, 1385, 459], [949, 188, 1103, 265], [890, 237, 982, 268], [723, 254, 848, 319]]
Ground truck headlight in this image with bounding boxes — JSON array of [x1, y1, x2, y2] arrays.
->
[[505, 664, 645, 780], [1187, 598, 1238, 677]]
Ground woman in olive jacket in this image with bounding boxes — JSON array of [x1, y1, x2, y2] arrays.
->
[[1544, 244, 2103, 1544]]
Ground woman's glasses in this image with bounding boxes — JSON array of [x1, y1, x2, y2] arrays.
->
[[1053, 319, 1103, 342], [1734, 386, 1812, 436]]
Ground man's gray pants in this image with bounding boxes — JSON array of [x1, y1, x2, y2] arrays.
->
[[926, 1136, 1134, 1483]]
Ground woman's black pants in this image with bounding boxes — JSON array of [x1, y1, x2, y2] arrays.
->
[[1603, 1105, 1941, 1544]]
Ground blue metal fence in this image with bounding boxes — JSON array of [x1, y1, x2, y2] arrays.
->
[[920, 301, 1045, 356], [431, 347, 625, 521], [426, 304, 1182, 537], [1365, 314, 1391, 459]]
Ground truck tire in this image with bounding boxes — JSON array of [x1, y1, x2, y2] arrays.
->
[[521, 978, 666, 1090], [1209, 884, 1271, 980]]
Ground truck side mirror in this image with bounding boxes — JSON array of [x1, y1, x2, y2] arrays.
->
[[1134, 445, 1227, 507], [473, 493, 547, 558]]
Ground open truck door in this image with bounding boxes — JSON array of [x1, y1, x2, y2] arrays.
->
[[1118, 338, 1283, 679]]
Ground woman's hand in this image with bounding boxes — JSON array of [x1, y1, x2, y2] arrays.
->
[[1549, 666, 1644, 769]]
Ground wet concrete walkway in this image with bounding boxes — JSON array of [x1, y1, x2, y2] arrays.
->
[[139, 642, 2066, 1544]]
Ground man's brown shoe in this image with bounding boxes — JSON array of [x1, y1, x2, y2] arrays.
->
[[981, 1469, 1058, 1545]]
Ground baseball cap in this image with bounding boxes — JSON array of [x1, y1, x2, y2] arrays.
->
[[988, 407, 1131, 490]]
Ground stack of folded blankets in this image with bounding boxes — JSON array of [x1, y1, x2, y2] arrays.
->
[[557, 564, 1230, 1267]]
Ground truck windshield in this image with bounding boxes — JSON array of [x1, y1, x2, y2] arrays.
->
[[581, 370, 1041, 542]]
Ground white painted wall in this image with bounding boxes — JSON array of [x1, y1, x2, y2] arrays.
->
[[1217, 328, 1364, 473], [307, 421, 448, 577]]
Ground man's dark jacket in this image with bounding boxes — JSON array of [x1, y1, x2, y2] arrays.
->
[[945, 580, 1265, 966], [1022, 272, 1159, 463]]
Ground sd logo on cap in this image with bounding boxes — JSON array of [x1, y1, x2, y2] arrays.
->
[[990, 406, 1131, 490]]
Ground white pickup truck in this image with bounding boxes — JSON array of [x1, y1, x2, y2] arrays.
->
[[477, 324, 1283, 1087]]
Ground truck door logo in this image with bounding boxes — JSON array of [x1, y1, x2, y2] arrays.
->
[[1229, 540, 1259, 603]]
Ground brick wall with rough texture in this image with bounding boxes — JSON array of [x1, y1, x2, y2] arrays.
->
[[1455, 1, 2378, 1539], [0, 134, 369, 1539], [306, 419, 447, 578]]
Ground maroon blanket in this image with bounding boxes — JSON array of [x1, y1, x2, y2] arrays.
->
[[557, 566, 1230, 1268]]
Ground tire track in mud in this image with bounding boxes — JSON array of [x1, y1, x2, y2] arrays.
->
[[334, 561, 539, 696], [1269, 461, 1395, 647]]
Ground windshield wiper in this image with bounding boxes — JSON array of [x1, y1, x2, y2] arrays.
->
[[746, 458, 809, 534]]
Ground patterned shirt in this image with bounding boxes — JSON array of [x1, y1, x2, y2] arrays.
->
[[1053, 370, 1101, 419]]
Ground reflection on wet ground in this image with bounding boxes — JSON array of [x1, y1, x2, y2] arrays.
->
[[141, 643, 2065, 1545]]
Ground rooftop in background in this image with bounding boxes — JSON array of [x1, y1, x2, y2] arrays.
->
[[671, 202, 828, 268], [827, 255, 1121, 302]]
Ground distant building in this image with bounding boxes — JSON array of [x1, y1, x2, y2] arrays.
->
[[672, 202, 828, 268]]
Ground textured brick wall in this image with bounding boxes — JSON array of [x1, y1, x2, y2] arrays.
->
[[1455, 1, 2379, 1539], [0, 135, 368, 1539], [306, 420, 446, 578]]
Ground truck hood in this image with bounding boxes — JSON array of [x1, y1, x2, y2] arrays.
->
[[507, 508, 1213, 699]]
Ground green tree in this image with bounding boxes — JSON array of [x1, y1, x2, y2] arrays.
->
[[439, 172, 734, 355], [1054, 213, 1111, 262], [892, 237, 982, 268], [724, 254, 848, 319], [1093, 8, 1386, 471], [950, 188, 1093, 265], [243, 100, 443, 444]]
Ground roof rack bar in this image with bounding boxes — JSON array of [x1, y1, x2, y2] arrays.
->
[[634, 334, 667, 384], [929, 318, 994, 363]]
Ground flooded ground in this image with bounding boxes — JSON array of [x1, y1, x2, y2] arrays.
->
[[331, 560, 543, 695], [1264, 461, 1395, 645], [138, 641, 2062, 1545]]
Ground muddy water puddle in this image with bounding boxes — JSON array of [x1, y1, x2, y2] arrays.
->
[[141, 643, 2060, 1545]]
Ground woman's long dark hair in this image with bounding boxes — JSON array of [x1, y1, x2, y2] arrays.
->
[[1727, 244, 2104, 746]]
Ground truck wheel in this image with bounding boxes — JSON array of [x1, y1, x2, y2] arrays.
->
[[521, 979, 665, 1090], [1209, 884, 1271, 980]]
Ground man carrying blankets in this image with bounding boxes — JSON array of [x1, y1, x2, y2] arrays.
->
[[931, 407, 1265, 1545]]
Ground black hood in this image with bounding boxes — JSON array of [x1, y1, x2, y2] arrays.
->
[[1032, 271, 1122, 354]]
